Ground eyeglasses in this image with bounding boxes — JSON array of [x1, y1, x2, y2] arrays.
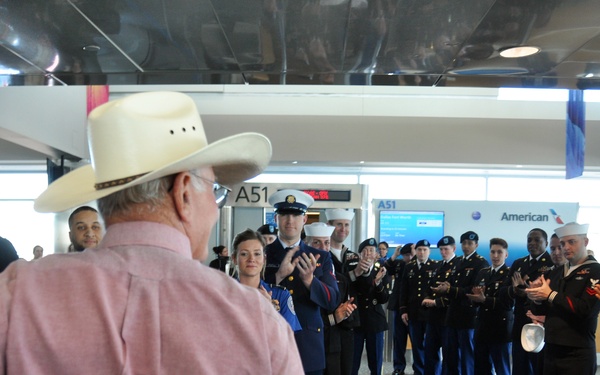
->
[[190, 172, 232, 209]]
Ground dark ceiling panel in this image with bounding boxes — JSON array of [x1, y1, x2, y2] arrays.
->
[[3, 0, 600, 87]]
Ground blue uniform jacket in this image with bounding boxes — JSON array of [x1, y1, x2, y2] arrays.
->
[[264, 240, 340, 372], [260, 280, 302, 332]]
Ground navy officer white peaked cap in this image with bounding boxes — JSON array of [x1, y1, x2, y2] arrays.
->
[[34, 91, 272, 213], [268, 189, 314, 213], [304, 222, 335, 238], [555, 222, 589, 238], [325, 208, 355, 221]]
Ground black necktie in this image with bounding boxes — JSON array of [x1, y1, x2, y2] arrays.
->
[[491, 269, 496, 277]]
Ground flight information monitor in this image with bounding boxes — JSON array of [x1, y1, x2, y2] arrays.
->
[[379, 210, 445, 247]]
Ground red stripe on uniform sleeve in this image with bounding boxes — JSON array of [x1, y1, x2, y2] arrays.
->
[[566, 296, 575, 312], [319, 280, 331, 302]]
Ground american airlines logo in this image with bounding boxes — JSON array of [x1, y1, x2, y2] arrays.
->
[[549, 208, 564, 224], [499, 208, 564, 223]]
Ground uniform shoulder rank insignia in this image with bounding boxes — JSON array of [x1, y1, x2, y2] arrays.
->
[[271, 284, 287, 291], [586, 278, 599, 296]]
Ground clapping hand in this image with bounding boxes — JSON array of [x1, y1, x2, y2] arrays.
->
[[466, 285, 486, 303], [295, 252, 321, 288]]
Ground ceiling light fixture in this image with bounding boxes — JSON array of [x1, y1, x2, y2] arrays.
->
[[499, 46, 541, 58], [82, 45, 101, 52]]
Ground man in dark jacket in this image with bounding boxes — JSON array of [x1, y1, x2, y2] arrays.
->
[[350, 238, 391, 375], [421, 236, 458, 375], [384, 243, 414, 375], [526, 222, 600, 375], [431, 231, 489, 375], [0, 236, 18, 272], [503, 228, 552, 375], [467, 238, 513, 375], [399, 239, 438, 375], [264, 189, 340, 375]]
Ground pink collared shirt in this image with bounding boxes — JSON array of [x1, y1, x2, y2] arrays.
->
[[0, 221, 303, 375]]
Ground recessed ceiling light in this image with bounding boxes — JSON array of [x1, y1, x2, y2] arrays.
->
[[499, 46, 540, 58], [82, 45, 101, 52]]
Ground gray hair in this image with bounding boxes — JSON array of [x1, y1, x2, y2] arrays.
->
[[97, 170, 207, 219], [97, 175, 175, 219]]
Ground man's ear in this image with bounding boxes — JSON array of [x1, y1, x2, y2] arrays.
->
[[171, 172, 194, 222]]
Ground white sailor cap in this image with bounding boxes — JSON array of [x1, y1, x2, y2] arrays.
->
[[304, 222, 335, 238], [521, 323, 545, 353], [268, 189, 314, 214], [555, 222, 589, 238], [325, 208, 355, 221]]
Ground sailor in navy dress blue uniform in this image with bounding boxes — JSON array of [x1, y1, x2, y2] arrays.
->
[[526, 223, 600, 375], [264, 189, 340, 375], [466, 238, 513, 375]]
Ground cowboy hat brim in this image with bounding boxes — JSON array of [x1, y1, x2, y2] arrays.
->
[[34, 132, 271, 213]]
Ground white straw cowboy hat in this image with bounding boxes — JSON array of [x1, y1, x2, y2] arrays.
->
[[34, 91, 272, 213]]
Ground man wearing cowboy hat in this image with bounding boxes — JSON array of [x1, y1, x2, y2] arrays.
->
[[0, 91, 303, 374], [526, 222, 600, 375], [264, 189, 340, 375]]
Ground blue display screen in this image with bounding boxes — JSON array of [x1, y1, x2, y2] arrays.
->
[[379, 210, 445, 247]]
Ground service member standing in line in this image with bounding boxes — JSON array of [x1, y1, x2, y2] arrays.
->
[[384, 243, 415, 375], [466, 238, 513, 375], [503, 228, 552, 375], [399, 239, 438, 375], [350, 238, 391, 375], [326, 209, 360, 275], [326, 208, 361, 373], [526, 222, 600, 375], [421, 236, 458, 375], [431, 230, 489, 375], [264, 190, 340, 375], [257, 223, 278, 245], [305, 222, 357, 375]]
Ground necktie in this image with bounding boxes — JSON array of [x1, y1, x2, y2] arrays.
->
[[491, 269, 496, 277]]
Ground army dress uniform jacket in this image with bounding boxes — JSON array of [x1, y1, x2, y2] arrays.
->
[[423, 257, 458, 325], [472, 265, 514, 344], [503, 251, 553, 341], [445, 252, 490, 329], [353, 265, 391, 333], [264, 240, 340, 372], [383, 257, 407, 311], [532, 256, 600, 349], [399, 258, 438, 322]]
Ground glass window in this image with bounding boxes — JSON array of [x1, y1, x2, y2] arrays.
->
[[0, 200, 54, 260]]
